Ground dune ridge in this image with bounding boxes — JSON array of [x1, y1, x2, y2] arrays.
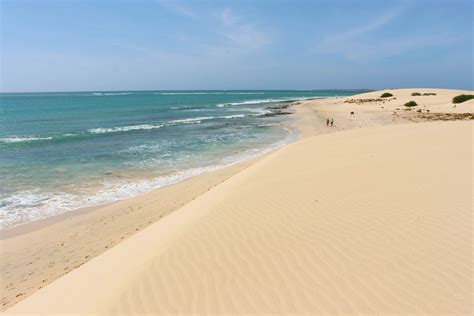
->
[[295, 88, 473, 137], [6, 119, 473, 315]]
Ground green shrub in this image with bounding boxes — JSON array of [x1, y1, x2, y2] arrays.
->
[[452, 94, 474, 104], [404, 101, 418, 107], [380, 92, 393, 98], [423, 92, 436, 96], [411, 92, 421, 96]]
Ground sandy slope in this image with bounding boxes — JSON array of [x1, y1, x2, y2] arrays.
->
[[295, 88, 473, 137], [0, 161, 253, 310], [6, 120, 473, 315], [349, 88, 473, 113]]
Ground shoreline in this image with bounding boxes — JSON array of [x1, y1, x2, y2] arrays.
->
[[2, 88, 473, 312], [0, 159, 257, 309], [0, 203, 107, 240], [1, 118, 299, 237], [1, 92, 324, 232], [0, 116, 299, 310]]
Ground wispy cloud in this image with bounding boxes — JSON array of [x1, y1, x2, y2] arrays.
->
[[338, 33, 464, 62], [151, 4, 271, 55], [214, 8, 272, 52], [155, 0, 198, 19], [316, 5, 409, 62], [315, 3, 463, 63], [321, 7, 403, 46]]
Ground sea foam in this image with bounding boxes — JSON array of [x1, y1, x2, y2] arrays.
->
[[0, 136, 53, 143], [0, 128, 297, 230], [87, 124, 163, 134]]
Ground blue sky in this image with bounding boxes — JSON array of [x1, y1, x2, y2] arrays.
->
[[1, 0, 472, 92]]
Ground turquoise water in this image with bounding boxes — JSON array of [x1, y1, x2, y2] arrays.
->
[[0, 90, 361, 228]]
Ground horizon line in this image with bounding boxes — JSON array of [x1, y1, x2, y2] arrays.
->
[[0, 88, 379, 94]]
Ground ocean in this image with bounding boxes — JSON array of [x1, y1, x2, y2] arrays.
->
[[0, 90, 361, 229]]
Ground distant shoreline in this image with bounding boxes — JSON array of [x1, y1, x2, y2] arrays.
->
[[0, 88, 375, 94], [4, 90, 350, 230]]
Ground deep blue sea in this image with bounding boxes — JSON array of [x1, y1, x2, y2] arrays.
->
[[0, 90, 361, 229]]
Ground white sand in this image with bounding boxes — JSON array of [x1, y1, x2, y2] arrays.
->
[[0, 161, 253, 310], [295, 88, 473, 137], [6, 118, 473, 314]]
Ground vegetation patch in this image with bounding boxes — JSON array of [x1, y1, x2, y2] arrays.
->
[[423, 92, 436, 96], [344, 98, 386, 104], [418, 112, 474, 121], [452, 94, 474, 104], [411, 92, 421, 96], [404, 101, 418, 107], [380, 92, 393, 98]]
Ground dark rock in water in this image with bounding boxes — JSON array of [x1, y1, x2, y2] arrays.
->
[[261, 111, 293, 117], [252, 108, 294, 118], [267, 104, 291, 110], [275, 111, 293, 115]]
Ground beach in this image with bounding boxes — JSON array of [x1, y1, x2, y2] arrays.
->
[[295, 88, 474, 137], [2, 88, 473, 314], [0, 160, 258, 310], [2, 90, 326, 230]]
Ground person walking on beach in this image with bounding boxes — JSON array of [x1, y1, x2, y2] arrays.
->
[[326, 118, 330, 127], [330, 119, 334, 127]]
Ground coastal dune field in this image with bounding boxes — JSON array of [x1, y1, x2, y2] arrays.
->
[[296, 88, 474, 137], [2, 0, 473, 313], [6, 118, 473, 314]]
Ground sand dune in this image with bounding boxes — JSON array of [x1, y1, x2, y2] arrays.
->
[[349, 88, 473, 113], [6, 120, 473, 315], [295, 88, 473, 137], [0, 161, 252, 310]]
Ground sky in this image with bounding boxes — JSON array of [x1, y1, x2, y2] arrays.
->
[[1, 0, 472, 92]]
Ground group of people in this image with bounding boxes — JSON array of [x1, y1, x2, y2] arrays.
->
[[326, 118, 334, 127]]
